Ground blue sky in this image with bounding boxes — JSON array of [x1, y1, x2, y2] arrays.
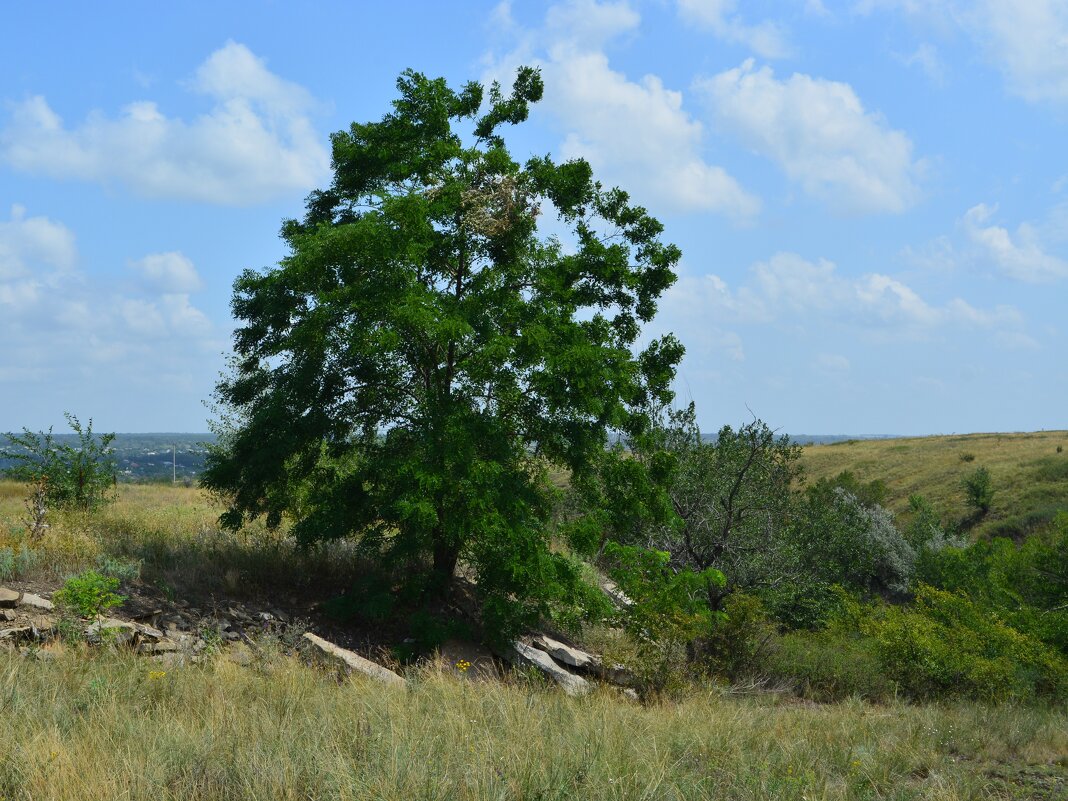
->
[[1, 1, 1066, 434]]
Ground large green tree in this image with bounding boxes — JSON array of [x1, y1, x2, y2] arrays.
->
[[202, 68, 683, 635]]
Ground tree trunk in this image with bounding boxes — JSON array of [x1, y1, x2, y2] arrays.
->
[[430, 535, 460, 598]]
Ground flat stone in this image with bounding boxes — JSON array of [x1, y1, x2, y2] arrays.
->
[[532, 634, 601, 670], [86, 617, 164, 647], [0, 588, 19, 608], [0, 626, 34, 642], [302, 632, 405, 686], [509, 641, 590, 697], [19, 593, 53, 612], [1, 609, 15, 621]]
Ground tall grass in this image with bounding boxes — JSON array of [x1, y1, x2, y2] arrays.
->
[[1, 646, 1065, 801]]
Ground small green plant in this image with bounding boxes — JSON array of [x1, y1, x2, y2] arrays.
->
[[1057, 445, 1064, 453], [95, 554, 142, 582], [3, 413, 117, 512], [53, 570, 125, 619], [958, 452, 975, 463], [962, 466, 995, 515]]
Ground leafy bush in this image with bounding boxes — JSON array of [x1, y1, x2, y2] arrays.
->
[[3, 413, 117, 511], [862, 585, 1068, 702], [796, 487, 916, 597], [962, 466, 995, 515], [700, 592, 774, 680], [763, 629, 897, 702], [54, 570, 126, 619], [602, 542, 725, 696]]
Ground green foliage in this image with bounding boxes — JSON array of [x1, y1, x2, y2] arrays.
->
[[699, 592, 773, 680], [764, 629, 896, 702], [602, 541, 724, 695], [54, 569, 126, 619], [3, 413, 117, 512], [0, 546, 40, 582], [962, 465, 995, 515], [590, 406, 804, 608], [94, 554, 142, 583], [795, 486, 916, 597], [863, 585, 1068, 701], [916, 514, 1068, 653], [201, 67, 683, 639], [810, 470, 889, 508]]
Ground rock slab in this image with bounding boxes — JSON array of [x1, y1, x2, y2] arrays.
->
[[302, 632, 405, 686], [510, 641, 590, 697], [532, 634, 601, 671]]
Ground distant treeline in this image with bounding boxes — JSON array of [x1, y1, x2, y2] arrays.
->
[[0, 433, 216, 482]]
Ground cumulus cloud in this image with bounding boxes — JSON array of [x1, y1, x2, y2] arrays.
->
[[129, 251, 203, 293], [485, 0, 760, 220], [0, 41, 329, 205], [667, 251, 1020, 333], [697, 60, 923, 213], [676, 0, 793, 59], [0, 205, 77, 307], [963, 203, 1068, 282], [859, 0, 1068, 106], [0, 206, 221, 414]]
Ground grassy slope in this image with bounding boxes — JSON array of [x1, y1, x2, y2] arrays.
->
[[2, 482, 1068, 799], [799, 430, 1068, 538]]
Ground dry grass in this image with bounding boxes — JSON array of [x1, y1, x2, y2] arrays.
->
[[0, 646, 1065, 801], [799, 431, 1068, 538]]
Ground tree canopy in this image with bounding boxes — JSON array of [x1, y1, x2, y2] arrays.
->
[[202, 67, 683, 636]]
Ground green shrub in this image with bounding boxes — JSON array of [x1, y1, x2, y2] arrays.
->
[[958, 452, 975, 462], [962, 466, 995, 515], [762, 630, 896, 702], [3, 413, 117, 512], [53, 570, 126, 619], [862, 585, 1068, 702], [94, 554, 142, 582], [701, 592, 773, 679]]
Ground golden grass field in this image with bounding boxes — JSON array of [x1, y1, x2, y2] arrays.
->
[[1, 464, 1067, 799], [2, 645, 1066, 800], [799, 430, 1068, 539]]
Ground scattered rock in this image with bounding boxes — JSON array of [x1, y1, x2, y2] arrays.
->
[[600, 579, 633, 609], [508, 641, 590, 697], [0, 588, 19, 608], [19, 593, 53, 612], [1, 609, 15, 622], [0, 626, 34, 642], [86, 617, 164, 647], [532, 634, 601, 671], [302, 632, 406, 686], [621, 688, 640, 702]]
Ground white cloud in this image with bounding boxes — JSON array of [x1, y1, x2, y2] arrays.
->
[[897, 43, 947, 85], [971, 0, 1068, 105], [0, 41, 329, 205], [129, 251, 203, 293], [0, 205, 77, 309], [676, 0, 793, 59], [859, 0, 1068, 106], [667, 251, 1020, 333], [963, 203, 1068, 282], [698, 60, 923, 213], [0, 206, 220, 408], [484, 0, 760, 220]]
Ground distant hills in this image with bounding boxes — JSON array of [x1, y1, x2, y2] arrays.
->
[[1, 431, 907, 483]]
